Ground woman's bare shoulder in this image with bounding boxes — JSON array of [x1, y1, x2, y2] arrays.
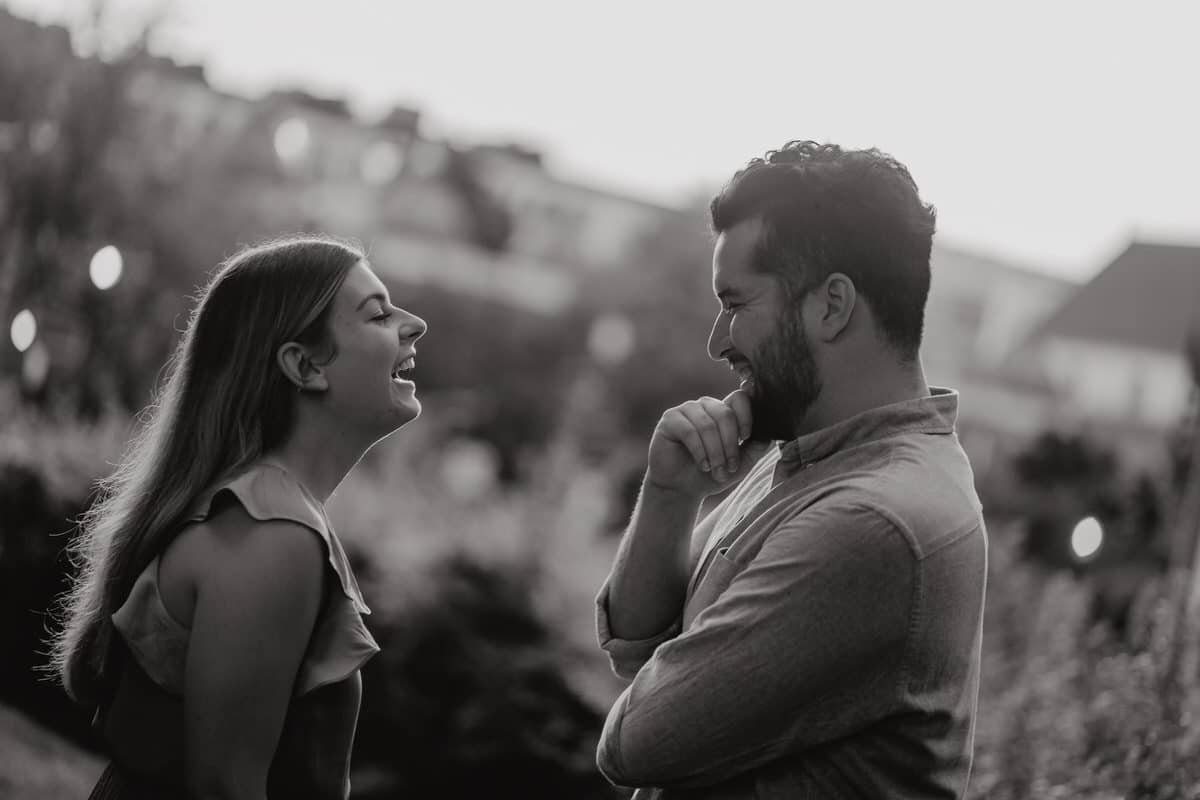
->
[[159, 498, 325, 626]]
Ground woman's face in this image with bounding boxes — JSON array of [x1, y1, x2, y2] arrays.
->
[[318, 260, 427, 437]]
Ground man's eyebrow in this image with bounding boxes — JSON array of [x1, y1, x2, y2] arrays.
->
[[356, 292, 388, 311]]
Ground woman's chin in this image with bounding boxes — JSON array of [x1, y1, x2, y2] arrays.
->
[[392, 395, 422, 426]]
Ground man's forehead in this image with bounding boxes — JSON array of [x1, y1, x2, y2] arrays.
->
[[713, 218, 765, 293]]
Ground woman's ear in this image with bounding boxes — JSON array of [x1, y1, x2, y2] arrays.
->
[[276, 341, 330, 393]]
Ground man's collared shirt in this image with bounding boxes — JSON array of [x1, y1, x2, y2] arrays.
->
[[596, 388, 987, 799]]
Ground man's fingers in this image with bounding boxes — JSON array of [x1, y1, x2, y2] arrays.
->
[[723, 389, 753, 443], [658, 396, 754, 483], [698, 396, 741, 473], [675, 401, 729, 473], [661, 407, 713, 471]]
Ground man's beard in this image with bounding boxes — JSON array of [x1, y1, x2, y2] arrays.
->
[[747, 309, 822, 442]]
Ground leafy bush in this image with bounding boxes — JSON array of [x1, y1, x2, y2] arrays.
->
[[2, 401, 627, 796], [971, 527, 1200, 798], [10, 392, 1200, 797], [353, 554, 621, 799], [0, 393, 128, 748], [1011, 432, 1168, 571]]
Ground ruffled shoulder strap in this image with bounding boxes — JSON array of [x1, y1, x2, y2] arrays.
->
[[187, 462, 371, 615]]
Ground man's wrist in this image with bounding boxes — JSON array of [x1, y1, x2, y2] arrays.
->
[[642, 475, 707, 506]]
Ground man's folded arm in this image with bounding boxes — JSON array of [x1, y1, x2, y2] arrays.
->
[[597, 502, 914, 790], [595, 579, 682, 681], [596, 488, 727, 680]]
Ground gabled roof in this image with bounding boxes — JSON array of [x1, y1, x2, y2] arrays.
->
[[1027, 241, 1200, 354]]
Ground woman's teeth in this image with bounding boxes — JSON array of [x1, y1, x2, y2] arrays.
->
[[392, 357, 415, 379]]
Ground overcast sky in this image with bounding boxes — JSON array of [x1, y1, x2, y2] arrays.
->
[[8, 0, 1198, 281]]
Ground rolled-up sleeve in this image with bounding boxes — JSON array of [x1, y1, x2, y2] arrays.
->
[[596, 502, 915, 790], [595, 578, 682, 681]]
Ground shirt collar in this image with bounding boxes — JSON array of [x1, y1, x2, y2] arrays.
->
[[776, 386, 960, 475]]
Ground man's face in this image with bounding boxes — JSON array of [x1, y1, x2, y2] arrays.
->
[[708, 218, 823, 442]]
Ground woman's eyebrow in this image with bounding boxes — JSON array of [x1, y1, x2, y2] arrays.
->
[[355, 292, 387, 311]]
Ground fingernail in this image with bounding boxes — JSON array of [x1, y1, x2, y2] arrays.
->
[[701, 460, 711, 472], [714, 466, 727, 481]]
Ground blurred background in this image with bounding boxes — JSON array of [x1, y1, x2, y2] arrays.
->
[[2, 1, 1200, 797]]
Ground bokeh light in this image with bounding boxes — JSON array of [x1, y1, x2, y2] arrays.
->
[[360, 140, 403, 185], [89, 244, 123, 290], [22, 340, 50, 390], [29, 120, 58, 155], [10, 308, 36, 352], [1070, 516, 1103, 560], [439, 438, 501, 501], [588, 313, 636, 366], [273, 117, 311, 164]]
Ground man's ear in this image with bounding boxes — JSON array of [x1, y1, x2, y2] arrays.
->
[[276, 341, 330, 393], [813, 272, 857, 343]]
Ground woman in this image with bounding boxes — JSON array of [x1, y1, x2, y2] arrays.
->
[[46, 234, 427, 799]]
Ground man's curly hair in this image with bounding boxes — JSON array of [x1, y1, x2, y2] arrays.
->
[[709, 140, 937, 361]]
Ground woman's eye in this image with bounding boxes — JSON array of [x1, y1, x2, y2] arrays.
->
[[372, 311, 392, 322]]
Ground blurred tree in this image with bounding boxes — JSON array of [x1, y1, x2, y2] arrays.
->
[[0, 11, 136, 408], [354, 554, 620, 799], [578, 200, 730, 440], [1, 14, 165, 413], [383, 279, 591, 482], [1012, 431, 1166, 572], [0, 461, 96, 749], [444, 147, 513, 253], [1013, 431, 1118, 489], [0, 9, 292, 417]]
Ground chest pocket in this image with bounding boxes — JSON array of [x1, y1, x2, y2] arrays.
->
[[683, 549, 743, 630]]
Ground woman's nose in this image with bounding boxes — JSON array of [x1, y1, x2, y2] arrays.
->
[[399, 311, 427, 342]]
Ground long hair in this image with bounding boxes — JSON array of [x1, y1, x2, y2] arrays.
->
[[47, 234, 363, 704]]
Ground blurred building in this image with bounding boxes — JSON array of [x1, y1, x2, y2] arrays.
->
[[117, 52, 676, 316], [15, 7, 1169, 477], [922, 245, 1078, 477], [1008, 241, 1200, 471]]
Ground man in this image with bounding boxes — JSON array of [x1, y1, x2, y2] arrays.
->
[[595, 141, 987, 798]]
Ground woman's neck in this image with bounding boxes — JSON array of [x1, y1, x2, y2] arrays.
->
[[262, 428, 366, 504]]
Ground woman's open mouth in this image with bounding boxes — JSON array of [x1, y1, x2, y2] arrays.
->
[[391, 357, 415, 384]]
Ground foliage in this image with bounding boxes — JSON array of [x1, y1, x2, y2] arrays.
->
[[354, 554, 619, 799], [1012, 431, 1169, 570], [970, 528, 1200, 799], [1013, 431, 1119, 489], [578, 203, 730, 439], [391, 281, 592, 482], [0, 404, 628, 796], [0, 11, 276, 417], [9, 399, 1200, 795], [0, 391, 129, 746], [443, 147, 514, 253]]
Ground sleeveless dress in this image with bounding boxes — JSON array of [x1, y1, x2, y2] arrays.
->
[[89, 462, 380, 799]]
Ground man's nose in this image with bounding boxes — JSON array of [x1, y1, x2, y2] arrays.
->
[[707, 312, 728, 362]]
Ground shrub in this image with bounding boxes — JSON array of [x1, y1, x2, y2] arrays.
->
[[971, 527, 1200, 798]]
